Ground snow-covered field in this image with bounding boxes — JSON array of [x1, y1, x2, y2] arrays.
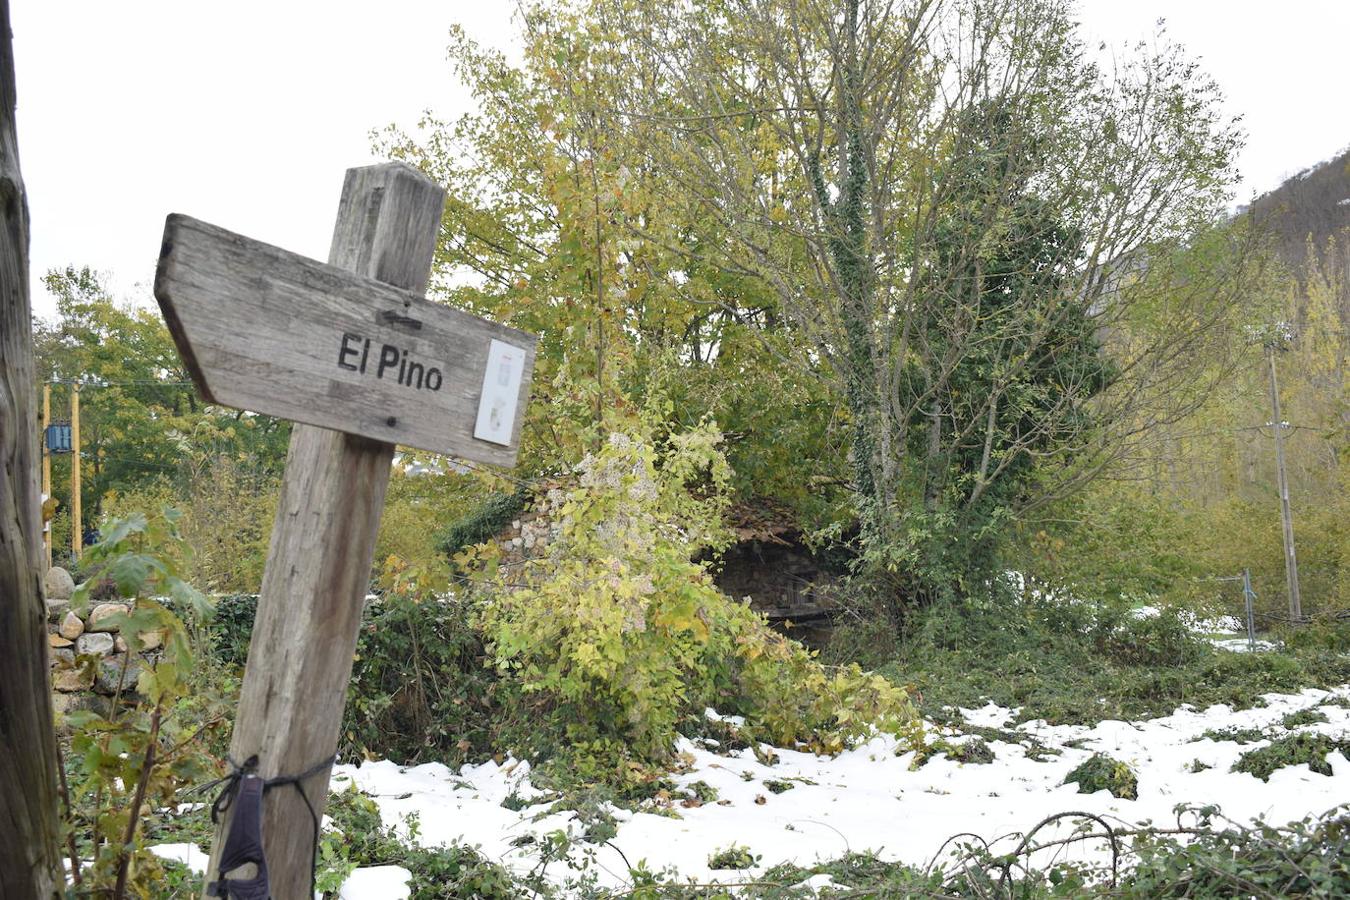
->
[[146, 590, 1345, 894], [176, 683, 1346, 897]]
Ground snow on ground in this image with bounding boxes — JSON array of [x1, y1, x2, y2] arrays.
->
[[1130, 604, 1245, 636], [336, 866, 412, 899], [315, 685, 1350, 894], [149, 841, 209, 874], [1211, 636, 1280, 652], [153, 684, 1349, 894]]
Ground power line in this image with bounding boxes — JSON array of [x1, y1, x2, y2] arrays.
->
[[45, 378, 195, 387], [82, 454, 183, 473]]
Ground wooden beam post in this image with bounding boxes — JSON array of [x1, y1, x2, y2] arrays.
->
[[204, 162, 445, 900], [0, 0, 65, 890]]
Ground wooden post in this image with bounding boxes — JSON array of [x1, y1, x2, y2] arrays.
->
[[70, 382, 81, 560], [204, 163, 445, 900], [1266, 348, 1302, 621], [0, 0, 65, 891], [41, 383, 51, 570]]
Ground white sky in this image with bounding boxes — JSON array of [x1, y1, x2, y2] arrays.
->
[[12, 1, 1350, 319]]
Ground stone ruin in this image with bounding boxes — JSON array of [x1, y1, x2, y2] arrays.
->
[[43, 566, 161, 719], [491, 498, 841, 645]]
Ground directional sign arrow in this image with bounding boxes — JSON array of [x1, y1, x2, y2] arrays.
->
[[153, 214, 536, 466]]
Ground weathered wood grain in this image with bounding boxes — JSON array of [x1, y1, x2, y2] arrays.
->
[[203, 162, 446, 900], [0, 0, 64, 893], [154, 211, 536, 466]]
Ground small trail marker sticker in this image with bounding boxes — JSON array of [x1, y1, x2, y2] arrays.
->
[[474, 339, 527, 445]]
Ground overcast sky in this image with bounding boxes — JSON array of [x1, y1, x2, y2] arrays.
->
[[12, 1, 1350, 319]]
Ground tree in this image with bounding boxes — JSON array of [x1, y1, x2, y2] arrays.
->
[[381, 14, 849, 523], [898, 100, 1114, 588], [0, 0, 65, 893], [33, 267, 291, 547], [389, 0, 1255, 600], [606, 0, 1255, 595], [1015, 234, 1347, 615]]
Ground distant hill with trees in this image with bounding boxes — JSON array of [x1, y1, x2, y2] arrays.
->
[[1023, 141, 1349, 618], [1247, 145, 1350, 307]]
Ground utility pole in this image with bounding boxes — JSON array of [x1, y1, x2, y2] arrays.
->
[[71, 383, 81, 560], [1266, 346, 1302, 621], [1242, 569, 1256, 651], [41, 383, 51, 570]]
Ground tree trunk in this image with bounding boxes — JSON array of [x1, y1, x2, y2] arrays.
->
[[0, 1, 65, 894], [833, 0, 882, 525]]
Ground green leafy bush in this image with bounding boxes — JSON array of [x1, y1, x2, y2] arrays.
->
[[192, 581, 504, 768], [62, 509, 225, 897], [377, 465, 484, 565], [1093, 608, 1206, 668], [877, 588, 1350, 727], [1063, 753, 1139, 799], [1122, 807, 1350, 897], [1233, 732, 1350, 781], [102, 457, 278, 594], [951, 737, 996, 764], [908, 736, 996, 768], [1196, 725, 1267, 745], [1282, 708, 1330, 728], [341, 591, 504, 767], [206, 592, 258, 667], [707, 845, 759, 870], [1279, 617, 1350, 653], [465, 426, 920, 784], [439, 489, 528, 561]]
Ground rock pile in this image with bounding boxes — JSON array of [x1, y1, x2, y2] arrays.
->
[[43, 567, 157, 718]]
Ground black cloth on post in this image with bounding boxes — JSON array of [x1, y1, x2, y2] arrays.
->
[[206, 771, 270, 899]]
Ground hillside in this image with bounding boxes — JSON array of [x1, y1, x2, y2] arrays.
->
[[1246, 145, 1350, 303]]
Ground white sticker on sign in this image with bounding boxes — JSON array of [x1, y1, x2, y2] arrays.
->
[[474, 339, 526, 446]]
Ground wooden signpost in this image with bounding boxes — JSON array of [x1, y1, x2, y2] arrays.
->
[[153, 162, 536, 899]]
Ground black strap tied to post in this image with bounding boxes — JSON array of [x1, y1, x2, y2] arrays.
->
[[202, 753, 337, 900]]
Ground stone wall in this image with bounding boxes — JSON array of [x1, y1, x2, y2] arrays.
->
[[493, 508, 558, 570], [43, 566, 158, 720]]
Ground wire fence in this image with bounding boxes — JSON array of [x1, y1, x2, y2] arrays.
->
[[1201, 568, 1348, 650]]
